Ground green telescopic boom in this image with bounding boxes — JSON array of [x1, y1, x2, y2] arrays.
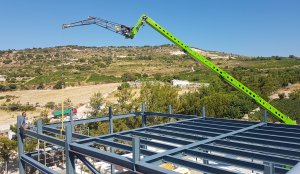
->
[[63, 14, 296, 125]]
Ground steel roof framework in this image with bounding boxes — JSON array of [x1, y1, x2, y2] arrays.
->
[[17, 105, 300, 174]]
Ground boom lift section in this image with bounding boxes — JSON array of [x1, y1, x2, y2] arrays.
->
[[63, 15, 296, 125]]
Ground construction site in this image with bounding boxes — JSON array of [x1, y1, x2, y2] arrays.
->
[[16, 14, 300, 174]]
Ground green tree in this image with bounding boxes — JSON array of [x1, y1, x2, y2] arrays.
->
[[53, 81, 64, 89], [0, 136, 17, 174], [89, 92, 104, 116]]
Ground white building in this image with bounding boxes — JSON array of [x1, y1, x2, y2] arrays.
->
[[171, 79, 190, 87], [0, 75, 7, 82]]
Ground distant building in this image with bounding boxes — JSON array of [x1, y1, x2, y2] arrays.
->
[[0, 129, 16, 140], [0, 75, 7, 82], [171, 80, 190, 87], [171, 79, 209, 89]]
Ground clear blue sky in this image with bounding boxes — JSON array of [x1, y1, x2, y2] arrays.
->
[[1, 0, 299, 56]]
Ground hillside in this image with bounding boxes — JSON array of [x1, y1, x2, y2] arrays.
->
[[1, 45, 299, 92], [0, 45, 299, 128]]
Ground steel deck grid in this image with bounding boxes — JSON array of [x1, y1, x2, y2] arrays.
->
[[17, 108, 300, 174]]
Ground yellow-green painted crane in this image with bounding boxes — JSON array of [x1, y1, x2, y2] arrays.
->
[[63, 15, 296, 125]]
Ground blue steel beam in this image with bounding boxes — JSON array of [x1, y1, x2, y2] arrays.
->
[[75, 117, 199, 144], [25, 130, 65, 147], [142, 122, 265, 163], [113, 133, 269, 172], [112, 134, 175, 150], [258, 125, 300, 134], [45, 111, 195, 129], [70, 143, 177, 174], [266, 122, 300, 129], [171, 122, 232, 134], [75, 153, 100, 174], [112, 132, 297, 170], [101, 135, 289, 173], [237, 131, 300, 144], [43, 126, 89, 139], [45, 113, 141, 128], [145, 128, 206, 141], [205, 117, 259, 124], [250, 128, 300, 139], [93, 138, 156, 156], [193, 118, 255, 127], [163, 155, 238, 174], [70, 143, 134, 169], [183, 149, 264, 171], [201, 143, 300, 164], [163, 154, 289, 174], [183, 120, 242, 130], [145, 112, 197, 119], [160, 125, 220, 137], [228, 135, 300, 150], [214, 139, 300, 158], [21, 155, 58, 174], [130, 131, 192, 145]]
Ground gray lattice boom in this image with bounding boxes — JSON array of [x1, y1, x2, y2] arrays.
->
[[17, 106, 300, 174]]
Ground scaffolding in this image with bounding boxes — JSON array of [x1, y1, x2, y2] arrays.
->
[[17, 105, 300, 174]]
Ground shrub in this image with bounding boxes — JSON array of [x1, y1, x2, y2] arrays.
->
[[53, 81, 64, 89], [45, 102, 55, 109], [121, 73, 138, 82]]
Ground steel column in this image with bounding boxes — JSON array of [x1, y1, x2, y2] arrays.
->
[[65, 123, 75, 174], [133, 136, 140, 171], [264, 162, 275, 174], [37, 120, 42, 163], [168, 105, 172, 114], [109, 106, 115, 174], [17, 116, 25, 174], [202, 105, 206, 119], [142, 103, 146, 127]]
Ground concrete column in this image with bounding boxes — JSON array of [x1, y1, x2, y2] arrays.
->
[[65, 123, 75, 174], [17, 116, 25, 174]]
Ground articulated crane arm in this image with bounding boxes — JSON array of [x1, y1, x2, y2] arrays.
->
[[63, 15, 296, 125], [63, 16, 133, 38]]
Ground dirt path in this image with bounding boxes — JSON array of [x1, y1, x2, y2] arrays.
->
[[269, 83, 300, 100], [0, 83, 120, 129]]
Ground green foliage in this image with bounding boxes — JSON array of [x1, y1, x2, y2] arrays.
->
[[45, 101, 55, 109], [24, 138, 37, 152], [180, 79, 254, 118], [0, 136, 17, 167], [121, 73, 139, 82], [2, 59, 12, 64], [87, 73, 120, 83], [3, 102, 35, 111], [117, 82, 130, 90], [115, 86, 138, 113], [89, 92, 104, 116], [53, 81, 64, 89], [0, 84, 17, 92], [140, 83, 181, 113], [271, 92, 300, 123]]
